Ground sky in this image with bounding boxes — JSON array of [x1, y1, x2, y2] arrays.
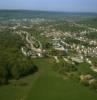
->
[[0, 0, 97, 12]]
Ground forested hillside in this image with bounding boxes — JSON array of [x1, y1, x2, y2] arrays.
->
[[0, 31, 37, 85]]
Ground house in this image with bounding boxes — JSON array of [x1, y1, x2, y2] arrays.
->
[[71, 57, 83, 63]]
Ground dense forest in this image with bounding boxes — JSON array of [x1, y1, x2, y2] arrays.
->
[[0, 30, 37, 85]]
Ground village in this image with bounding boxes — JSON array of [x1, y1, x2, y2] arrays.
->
[[0, 18, 97, 62], [1, 18, 97, 87], [2, 19, 96, 74]]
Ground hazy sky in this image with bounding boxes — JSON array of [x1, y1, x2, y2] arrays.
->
[[0, 0, 97, 12]]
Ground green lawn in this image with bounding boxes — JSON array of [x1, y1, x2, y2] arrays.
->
[[0, 58, 97, 100]]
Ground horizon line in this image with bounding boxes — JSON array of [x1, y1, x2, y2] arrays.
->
[[0, 9, 97, 14]]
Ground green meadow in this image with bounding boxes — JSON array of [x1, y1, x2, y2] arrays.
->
[[0, 58, 97, 100]]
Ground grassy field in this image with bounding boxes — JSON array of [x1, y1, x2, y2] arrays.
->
[[0, 58, 97, 100]]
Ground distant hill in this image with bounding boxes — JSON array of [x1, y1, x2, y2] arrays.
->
[[0, 10, 97, 21]]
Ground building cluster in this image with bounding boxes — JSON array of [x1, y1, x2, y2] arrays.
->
[[0, 19, 97, 70]]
